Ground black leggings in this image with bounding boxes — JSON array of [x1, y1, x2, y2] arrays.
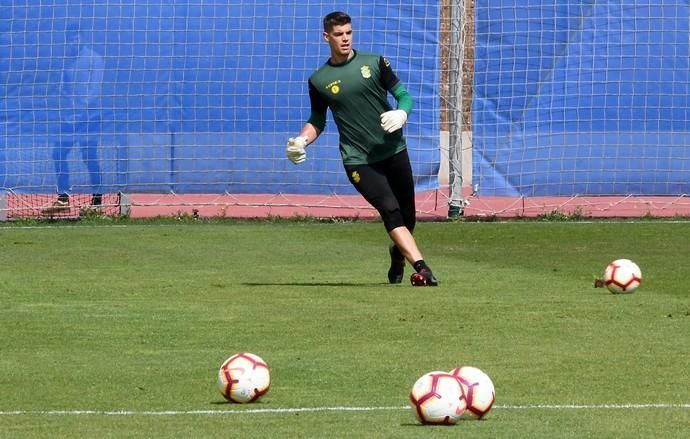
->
[[344, 149, 416, 233]]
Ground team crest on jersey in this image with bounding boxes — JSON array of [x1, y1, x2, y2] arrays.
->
[[351, 171, 361, 184], [326, 80, 341, 95], [360, 65, 371, 79]]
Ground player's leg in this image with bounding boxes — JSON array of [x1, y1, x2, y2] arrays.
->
[[388, 242, 406, 284], [383, 151, 438, 286], [346, 163, 407, 283], [381, 150, 416, 282], [388, 225, 438, 287], [385, 149, 417, 233], [387, 225, 422, 263], [345, 159, 437, 286]]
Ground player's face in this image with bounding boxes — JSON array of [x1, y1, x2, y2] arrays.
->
[[324, 23, 353, 61]]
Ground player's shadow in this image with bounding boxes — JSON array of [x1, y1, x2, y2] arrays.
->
[[241, 281, 386, 287]]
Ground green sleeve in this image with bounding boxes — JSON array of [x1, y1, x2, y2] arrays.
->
[[391, 83, 413, 115]]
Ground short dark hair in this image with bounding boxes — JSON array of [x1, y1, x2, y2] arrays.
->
[[323, 11, 351, 33]]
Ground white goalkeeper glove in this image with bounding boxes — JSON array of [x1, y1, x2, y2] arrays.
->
[[380, 109, 408, 133], [286, 136, 308, 164]]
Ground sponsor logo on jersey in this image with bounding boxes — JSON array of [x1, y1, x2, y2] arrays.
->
[[360, 65, 371, 79], [351, 171, 360, 184], [326, 80, 341, 95]]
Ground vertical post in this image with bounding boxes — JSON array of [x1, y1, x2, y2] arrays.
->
[[447, 0, 467, 217], [0, 191, 8, 222], [119, 192, 131, 217]]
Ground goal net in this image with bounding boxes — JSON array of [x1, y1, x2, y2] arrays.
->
[[469, 0, 690, 217], [1, 0, 461, 220], [4, 1, 690, 220]]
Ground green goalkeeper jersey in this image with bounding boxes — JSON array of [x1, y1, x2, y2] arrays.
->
[[307, 51, 413, 165]]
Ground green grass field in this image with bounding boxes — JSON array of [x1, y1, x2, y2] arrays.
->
[[1, 219, 689, 438]]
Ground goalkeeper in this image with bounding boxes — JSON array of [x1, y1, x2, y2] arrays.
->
[[286, 11, 438, 286]]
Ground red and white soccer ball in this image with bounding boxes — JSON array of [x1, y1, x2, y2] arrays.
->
[[217, 352, 271, 403], [604, 259, 642, 294], [449, 366, 495, 420], [409, 370, 467, 425]]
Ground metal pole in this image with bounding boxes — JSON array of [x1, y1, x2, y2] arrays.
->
[[447, 0, 466, 217]]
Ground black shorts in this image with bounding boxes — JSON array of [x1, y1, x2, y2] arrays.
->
[[344, 149, 416, 232]]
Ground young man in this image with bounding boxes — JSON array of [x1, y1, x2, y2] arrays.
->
[[43, 22, 104, 214], [286, 11, 438, 286]]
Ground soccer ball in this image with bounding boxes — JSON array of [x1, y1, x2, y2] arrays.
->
[[217, 352, 271, 403], [409, 370, 467, 425], [603, 259, 642, 294], [449, 366, 495, 419]]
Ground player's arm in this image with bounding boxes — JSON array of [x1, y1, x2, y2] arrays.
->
[[287, 81, 327, 164], [378, 56, 413, 133]]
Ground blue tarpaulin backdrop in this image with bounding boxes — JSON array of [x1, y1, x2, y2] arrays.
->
[[0, 1, 440, 195], [8, 1, 687, 198], [473, 1, 690, 196]]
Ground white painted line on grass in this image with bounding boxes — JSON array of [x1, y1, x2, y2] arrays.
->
[[1, 403, 688, 416], [499, 403, 690, 410]]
